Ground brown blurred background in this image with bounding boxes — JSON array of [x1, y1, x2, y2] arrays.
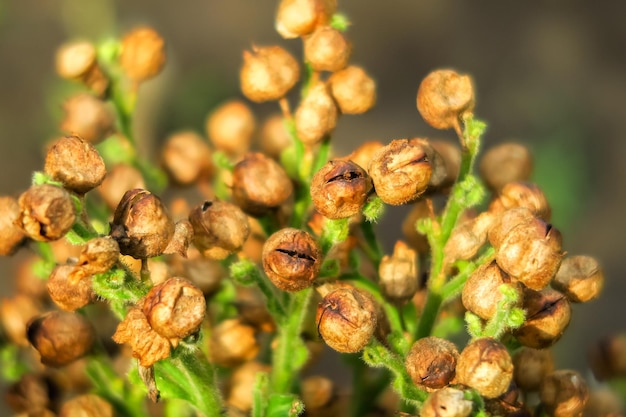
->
[[1, 0, 626, 411]]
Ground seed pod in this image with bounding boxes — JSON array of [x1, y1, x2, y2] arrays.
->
[[487, 207, 536, 249], [110, 189, 175, 259], [0, 196, 26, 255], [17, 184, 76, 242], [552, 255, 604, 303], [44, 135, 107, 194], [316, 286, 378, 353], [483, 382, 528, 417], [259, 114, 293, 159], [402, 199, 431, 254], [55, 40, 108, 96], [410, 138, 448, 190], [295, 82, 338, 145], [310, 159, 372, 219], [368, 139, 432, 205], [209, 318, 259, 367], [163, 219, 194, 257], [456, 337, 513, 398], [540, 370, 589, 417], [72, 237, 120, 282], [462, 260, 522, 320], [342, 140, 384, 175], [405, 336, 459, 390], [416, 69, 475, 130], [59, 394, 114, 417], [420, 387, 473, 417], [60, 94, 116, 144], [206, 100, 256, 156], [444, 211, 495, 265], [227, 361, 272, 412], [142, 277, 206, 341], [262, 228, 321, 292], [479, 143, 532, 193], [515, 287, 571, 349], [189, 200, 250, 259], [162, 131, 213, 185], [97, 164, 146, 210], [430, 140, 462, 191], [47, 264, 95, 311], [329, 65, 376, 114], [379, 241, 419, 302], [232, 152, 293, 216], [235, 286, 275, 333], [489, 182, 551, 221], [584, 387, 624, 417], [304, 26, 351, 72], [240, 45, 300, 102], [0, 294, 42, 346], [119, 27, 166, 82], [27, 311, 95, 367], [588, 333, 626, 381], [275, 0, 336, 39], [301, 375, 335, 410], [5, 373, 55, 415], [513, 347, 555, 392]]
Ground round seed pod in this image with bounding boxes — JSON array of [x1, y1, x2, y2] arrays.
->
[[430, 140, 462, 191], [227, 361, 272, 412], [295, 82, 338, 145], [259, 114, 293, 159], [405, 336, 459, 390], [420, 387, 473, 417], [304, 26, 351, 72], [402, 199, 431, 254], [444, 211, 496, 264], [275, 0, 336, 39], [59, 394, 113, 417], [489, 181, 551, 221], [206, 100, 256, 157], [55, 40, 108, 96], [552, 255, 604, 303], [584, 387, 624, 417], [240, 45, 300, 102], [209, 318, 259, 367], [588, 333, 626, 381], [47, 264, 95, 311], [513, 347, 555, 392], [479, 143, 532, 193], [301, 375, 335, 411], [456, 337, 513, 398], [540, 370, 589, 417], [162, 131, 213, 185], [60, 94, 116, 144], [262, 228, 321, 292], [487, 207, 536, 249], [119, 27, 166, 82], [5, 373, 55, 415], [0, 196, 26, 255], [483, 382, 527, 417], [328, 65, 376, 114], [368, 139, 432, 205], [316, 286, 378, 353], [515, 287, 571, 349], [379, 241, 419, 302], [341, 140, 384, 175], [17, 184, 76, 242], [416, 69, 475, 130], [0, 294, 42, 347], [74, 237, 120, 280], [97, 164, 145, 210]]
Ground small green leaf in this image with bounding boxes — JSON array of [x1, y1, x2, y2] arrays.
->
[[465, 311, 483, 338], [320, 218, 349, 254], [506, 308, 526, 329], [212, 151, 235, 171], [330, 13, 351, 32], [266, 394, 304, 417], [363, 195, 385, 223], [230, 258, 261, 286]]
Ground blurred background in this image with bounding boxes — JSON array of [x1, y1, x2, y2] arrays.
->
[[1, 0, 626, 412]]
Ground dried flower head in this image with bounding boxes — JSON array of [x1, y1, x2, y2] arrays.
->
[[47, 264, 95, 311], [515, 287, 571, 349], [206, 100, 256, 156], [405, 336, 459, 390], [552, 255, 604, 303], [17, 184, 76, 242], [417, 69, 475, 130], [240, 45, 300, 102], [119, 27, 166, 82], [189, 200, 250, 259], [329, 65, 376, 114], [60, 94, 116, 144]]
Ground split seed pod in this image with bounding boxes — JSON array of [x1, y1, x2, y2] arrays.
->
[[515, 287, 571, 349], [405, 336, 459, 390], [456, 337, 513, 398], [17, 184, 76, 242]]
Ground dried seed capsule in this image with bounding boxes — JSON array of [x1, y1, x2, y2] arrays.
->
[[405, 336, 459, 390], [295, 82, 338, 145], [60, 94, 116, 144], [240, 45, 300, 102], [27, 311, 95, 367], [479, 143, 533, 193], [301, 375, 335, 410], [420, 387, 473, 417], [316, 286, 378, 353], [47, 264, 95, 311], [142, 277, 206, 340], [59, 394, 114, 417], [206, 100, 256, 157], [262, 228, 322, 292], [227, 361, 272, 412], [0, 196, 26, 255], [17, 184, 76, 242], [189, 200, 250, 259], [416, 69, 475, 130], [110, 189, 175, 259], [5, 373, 55, 414], [209, 318, 259, 367], [0, 294, 42, 346], [275, 0, 336, 39], [304, 26, 351, 72], [379, 241, 419, 302], [588, 334, 626, 381], [489, 181, 551, 221], [368, 139, 432, 205], [430, 140, 462, 190], [329, 65, 376, 114], [73, 237, 120, 281], [259, 114, 293, 159], [444, 211, 495, 264], [97, 163, 146, 210], [456, 337, 513, 398], [55, 40, 108, 96], [513, 347, 555, 392], [44, 135, 107, 194], [540, 370, 589, 417], [163, 219, 194, 257], [584, 387, 624, 417], [310, 159, 372, 219], [342, 140, 384, 175], [119, 27, 166, 82], [552, 255, 604, 303], [483, 382, 527, 417], [402, 199, 431, 254], [232, 152, 293, 216], [162, 131, 213, 185], [515, 287, 571, 349]]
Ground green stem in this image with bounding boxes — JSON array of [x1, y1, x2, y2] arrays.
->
[[86, 357, 146, 417], [359, 220, 383, 270]]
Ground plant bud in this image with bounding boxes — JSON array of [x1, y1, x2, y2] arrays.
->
[[552, 255, 604, 303], [420, 387, 473, 417], [405, 336, 459, 390], [515, 287, 571, 349], [342, 140, 384, 175], [416, 69, 475, 130], [27, 311, 95, 367], [368, 139, 432, 205], [142, 277, 206, 341], [240, 45, 300, 102], [301, 375, 335, 410], [461, 260, 522, 320], [189, 200, 250, 259], [97, 163, 146, 210], [5, 373, 55, 414], [444, 211, 495, 264], [259, 114, 293, 159], [310, 159, 372, 219], [44, 135, 107, 194], [262, 228, 322, 292], [540, 370, 589, 417], [489, 182, 551, 221], [206, 100, 256, 156], [110, 189, 175, 259], [295, 82, 338, 145], [329, 65, 376, 114], [47, 264, 95, 311], [119, 27, 166, 82], [304, 26, 351, 72], [55, 40, 108, 96], [209, 318, 259, 367], [275, 0, 336, 39], [456, 337, 513, 398], [59, 394, 114, 417], [60, 94, 116, 144], [479, 143, 533, 193], [588, 333, 626, 381], [17, 184, 76, 242], [162, 131, 213, 185], [232, 152, 293, 216], [227, 361, 271, 412], [316, 286, 378, 353], [379, 241, 419, 302], [0, 196, 26, 255], [513, 347, 555, 392], [0, 294, 42, 346]]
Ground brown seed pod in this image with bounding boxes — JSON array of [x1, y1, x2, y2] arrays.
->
[[227, 361, 272, 412], [59, 394, 114, 417], [479, 142, 533, 193], [430, 140, 462, 191], [483, 382, 527, 417], [110, 189, 175, 259], [17, 184, 76, 242], [0, 294, 42, 347], [487, 207, 536, 249], [416, 69, 475, 130], [119, 27, 166, 82], [456, 337, 513, 398], [47, 264, 96, 311], [584, 387, 625, 417], [5, 373, 55, 415], [72, 237, 120, 282], [206, 100, 256, 157], [405, 336, 459, 390], [588, 333, 626, 381], [240, 45, 300, 102], [161, 131, 213, 185], [379, 241, 419, 302], [27, 311, 95, 367], [552, 255, 604, 303], [515, 287, 571, 349], [444, 211, 496, 265], [189, 200, 250, 259], [275, 0, 336, 39], [55, 40, 108, 96], [60, 94, 116, 144], [304, 26, 351, 72], [301, 375, 335, 410], [420, 387, 473, 417], [163, 219, 194, 257], [328, 65, 376, 114], [209, 318, 259, 367], [489, 181, 551, 221], [540, 370, 589, 417], [262, 228, 322, 292], [0, 196, 26, 255], [316, 286, 378, 353], [341, 140, 384, 175], [513, 347, 555, 392], [402, 199, 431, 254], [259, 114, 293, 159], [368, 139, 433, 205], [97, 163, 146, 210], [295, 82, 338, 145]]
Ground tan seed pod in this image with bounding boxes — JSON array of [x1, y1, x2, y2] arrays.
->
[[329, 65, 376, 114], [97, 163, 146, 210], [515, 287, 571, 349], [540, 370, 589, 417], [416, 69, 475, 130], [0, 294, 42, 347], [304, 26, 351, 72], [163, 219, 194, 258], [456, 337, 513, 398], [209, 319, 259, 367], [379, 241, 419, 302], [552, 255, 604, 303], [119, 27, 166, 82], [55, 40, 109, 96], [588, 333, 626, 381], [72, 236, 120, 282], [295, 82, 338, 145], [513, 347, 555, 392], [60, 94, 116, 144], [206, 100, 256, 156], [429, 140, 462, 191], [0, 196, 26, 255], [240, 45, 300, 102], [5, 373, 54, 414], [59, 394, 114, 417], [405, 336, 459, 390], [47, 264, 96, 311], [162, 131, 213, 185], [489, 181, 551, 221], [300, 375, 335, 410], [275, 0, 336, 39], [341, 140, 384, 175], [420, 387, 473, 417], [479, 142, 533, 193], [17, 184, 76, 242], [259, 114, 293, 159], [227, 361, 272, 412], [444, 211, 496, 265]]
